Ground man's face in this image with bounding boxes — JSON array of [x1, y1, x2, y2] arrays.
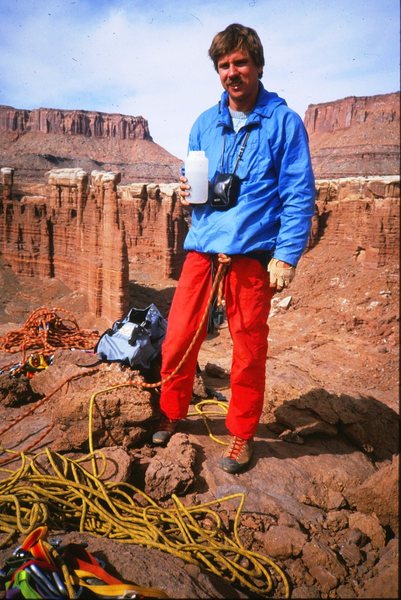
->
[[217, 48, 261, 112]]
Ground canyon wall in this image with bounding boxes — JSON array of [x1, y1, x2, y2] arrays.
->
[[0, 106, 151, 140], [1, 167, 399, 322], [309, 177, 399, 272], [304, 92, 400, 178], [0, 106, 181, 184], [1, 94, 398, 185], [0, 91, 399, 322], [0, 167, 187, 322], [304, 93, 399, 135]]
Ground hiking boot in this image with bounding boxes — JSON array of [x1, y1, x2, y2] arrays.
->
[[152, 416, 179, 445], [219, 436, 253, 474]]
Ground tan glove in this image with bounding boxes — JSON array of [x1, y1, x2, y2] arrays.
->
[[267, 258, 296, 291]]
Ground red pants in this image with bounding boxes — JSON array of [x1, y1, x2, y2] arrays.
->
[[160, 251, 274, 439]]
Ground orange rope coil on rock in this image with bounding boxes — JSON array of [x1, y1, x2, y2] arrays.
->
[[0, 307, 99, 365]]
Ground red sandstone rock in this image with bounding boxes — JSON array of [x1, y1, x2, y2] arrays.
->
[[310, 176, 400, 268], [0, 168, 188, 321], [0, 106, 151, 139], [272, 388, 399, 461], [301, 538, 347, 582], [347, 512, 386, 549], [144, 433, 196, 500], [1, 349, 155, 454], [1, 168, 398, 322], [0, 106, 181, 184], [358, 538, 399, 598], [259, 524, 307, 558], [305, 92, 400, 178], [345, 455, 399, 535], [0, 373, 37, 406], [308, 565, 338, 594]]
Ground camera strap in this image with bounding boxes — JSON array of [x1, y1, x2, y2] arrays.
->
[[220, 130, 250, 174]]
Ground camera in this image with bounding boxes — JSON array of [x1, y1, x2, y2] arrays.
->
[[209, 172, 241, 210]]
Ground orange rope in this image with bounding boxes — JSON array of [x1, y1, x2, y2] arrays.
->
[[0, 307, 99, 369], [0, 424, 55, 466], [0, 368, 100, 438], [0, 308, 102, 453]]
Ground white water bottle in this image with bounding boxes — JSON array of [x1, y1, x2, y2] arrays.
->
[[184, 150, 208, 204]]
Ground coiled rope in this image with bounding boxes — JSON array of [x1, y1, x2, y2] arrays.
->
[[0, 448, 289, 598], [0, 368, 290, 597], [0, 372, 290, 596], [0, 306, 99, 375]]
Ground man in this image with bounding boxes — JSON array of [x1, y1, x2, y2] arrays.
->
[[152, 23, 315, 474]]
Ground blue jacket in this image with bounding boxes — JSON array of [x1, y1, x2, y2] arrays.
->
[[184, 84, 315, 266]]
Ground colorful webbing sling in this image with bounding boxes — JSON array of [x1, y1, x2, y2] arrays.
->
[[1, 525, 168, 599]]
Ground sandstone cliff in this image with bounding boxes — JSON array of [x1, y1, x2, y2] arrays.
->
[[309, 176, 399, 269], [0, 92, 400, 322], [0, 166, 399, 322], [0, 167, 187, 322], [0, 106, 181, 184], [305, 92, 400, 178], [1, 93, 399, 185], [0, 106, 152, 139]]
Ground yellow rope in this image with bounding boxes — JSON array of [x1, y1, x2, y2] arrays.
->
[[82, 378, 289, 596], [0, 446, 290, 598], [188, 398, 231, 446], [1, 371, 290, 597]]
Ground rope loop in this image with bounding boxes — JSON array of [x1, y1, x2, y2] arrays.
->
[[0, 449, 290, 598], [217, 252, 231, 265]]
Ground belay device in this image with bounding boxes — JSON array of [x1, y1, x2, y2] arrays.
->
[[95, 304, 167, 369]]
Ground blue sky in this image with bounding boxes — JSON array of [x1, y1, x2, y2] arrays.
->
[[0, 0, 399, 160]]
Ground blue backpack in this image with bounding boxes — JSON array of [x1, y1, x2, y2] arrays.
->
[[95, 304, 167, 369]]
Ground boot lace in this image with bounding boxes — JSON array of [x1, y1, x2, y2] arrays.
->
[[227, 436, 247, 460]]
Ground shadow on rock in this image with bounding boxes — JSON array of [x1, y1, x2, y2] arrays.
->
[[268, 387, 399, 462], [128, 281, 176, 317]]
